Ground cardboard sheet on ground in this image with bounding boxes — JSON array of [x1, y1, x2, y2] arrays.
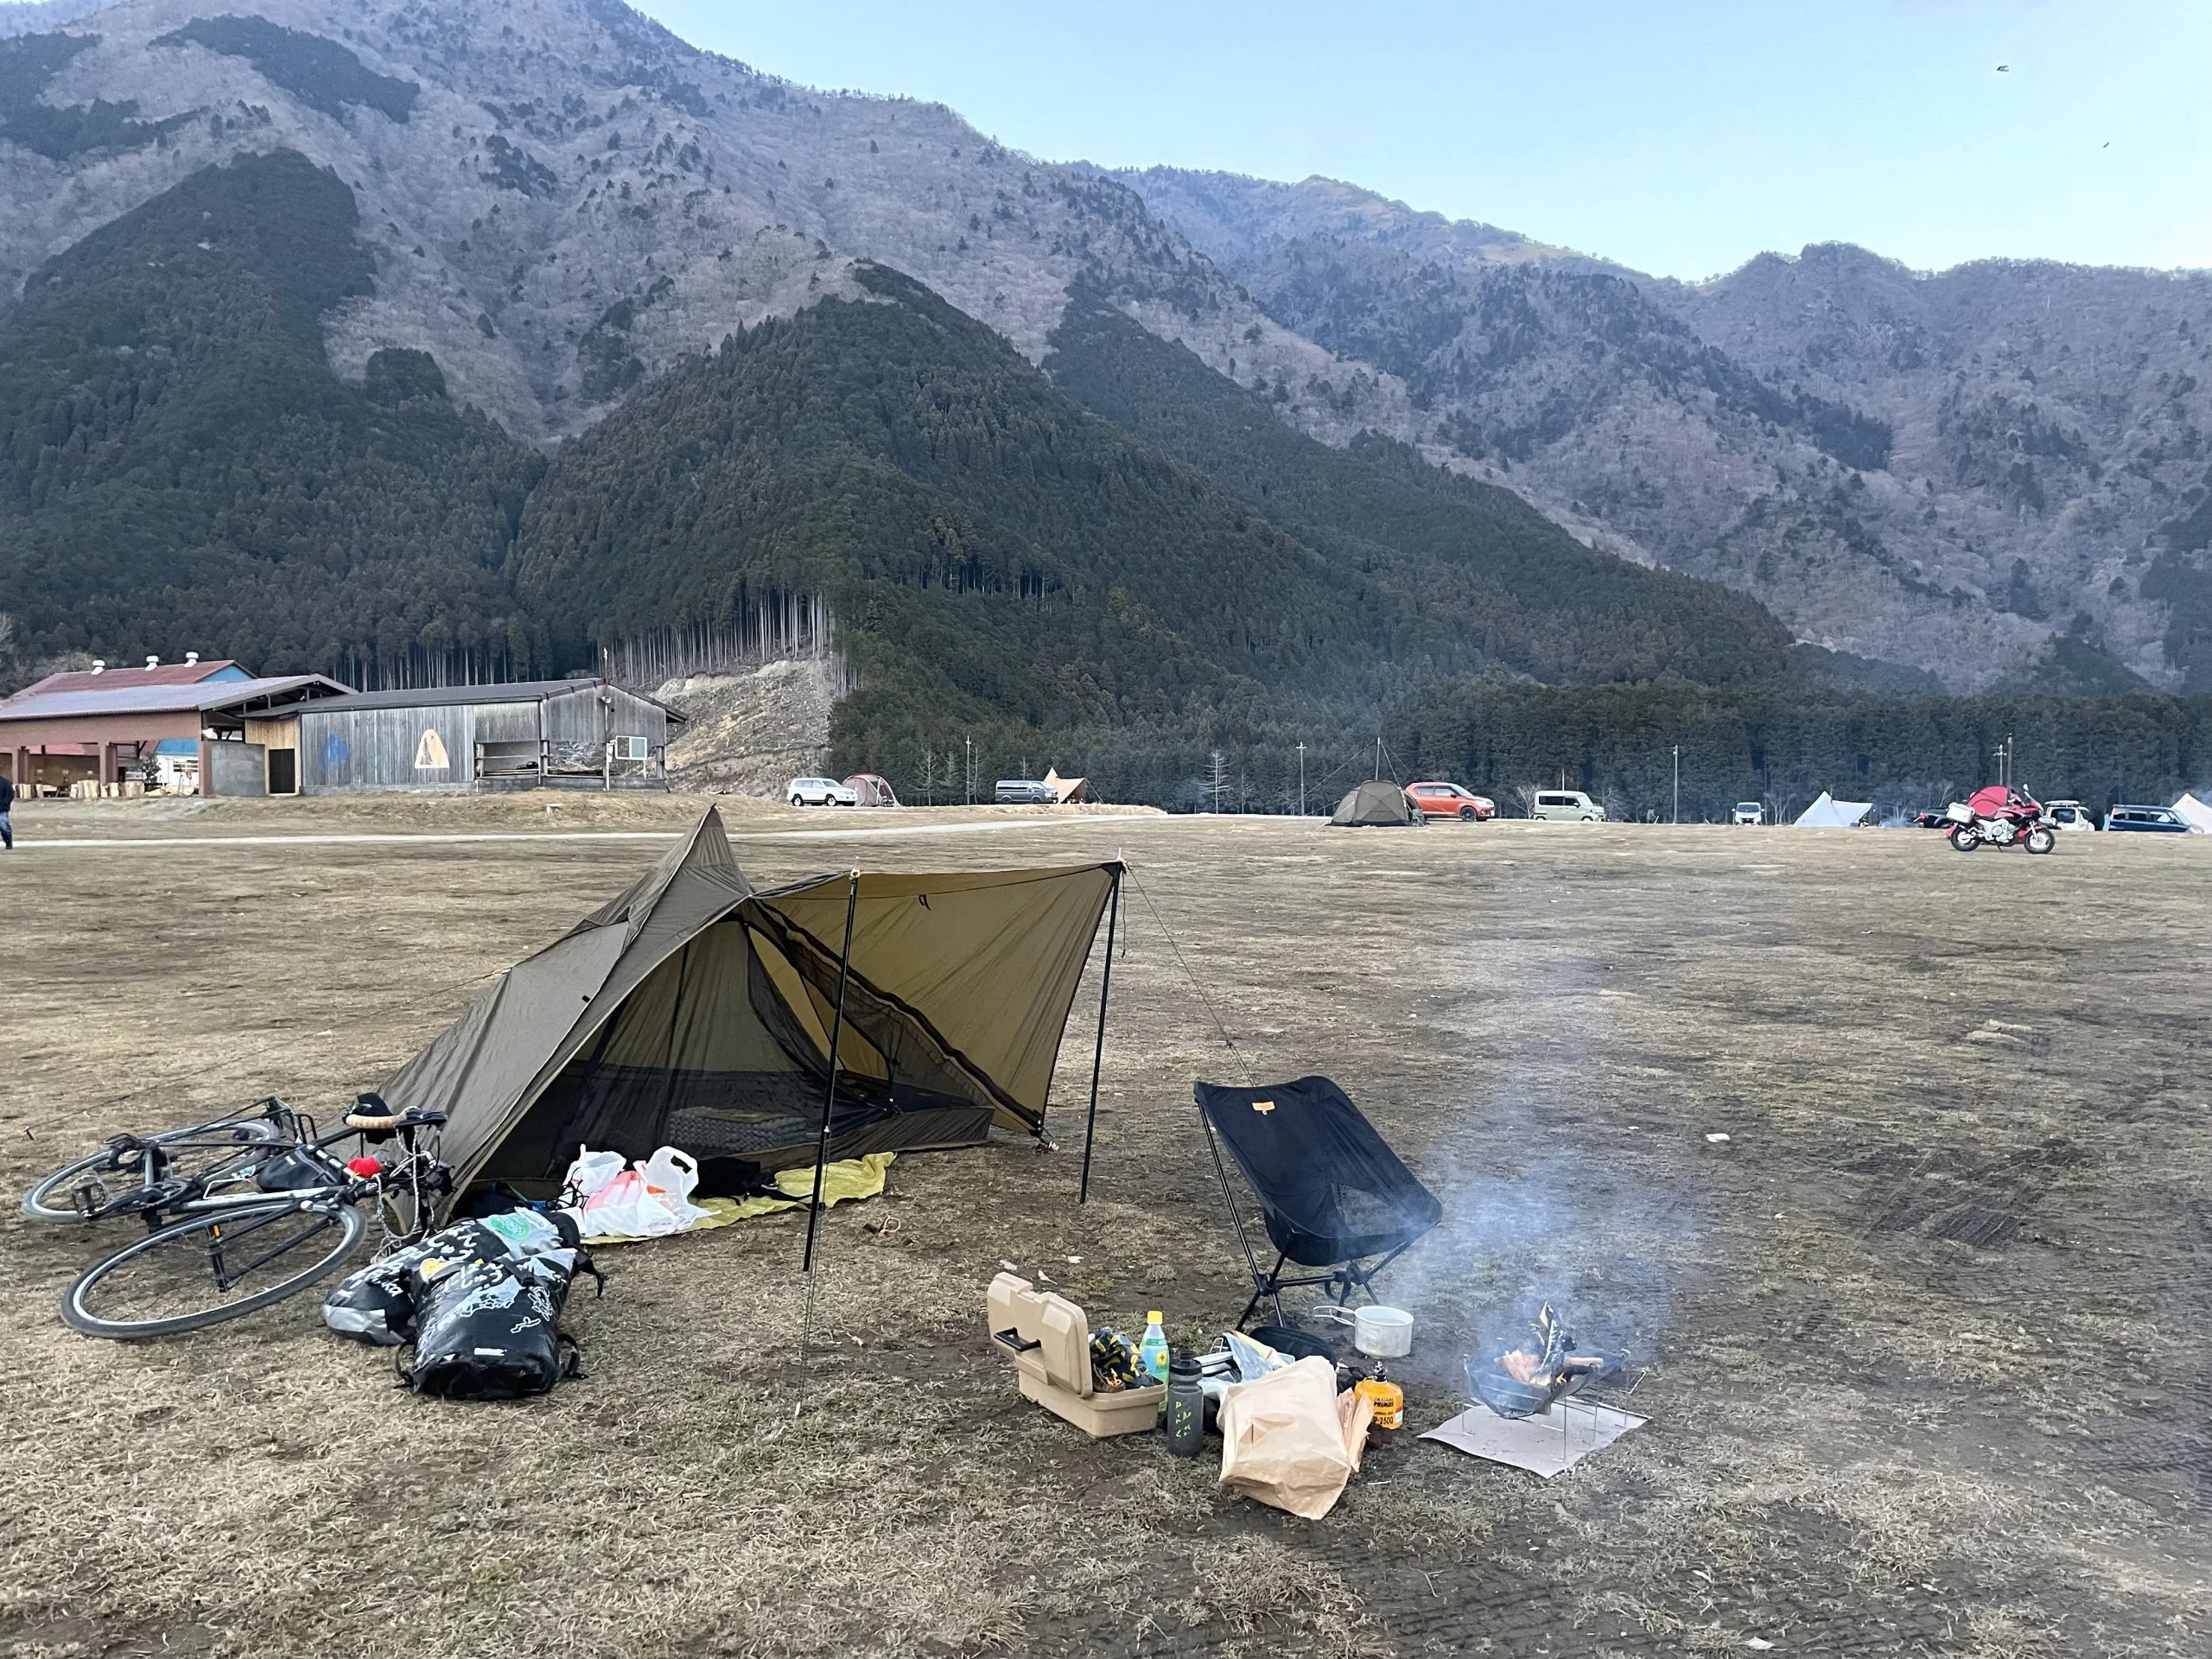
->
[[584, 1152, 894, 1243], [1421, 1398, 1646, 1478]]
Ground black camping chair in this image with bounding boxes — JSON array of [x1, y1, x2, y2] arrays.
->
[[1193, 1076, 1443, 1329]]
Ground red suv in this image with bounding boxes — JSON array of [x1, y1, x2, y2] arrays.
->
[[1408, 782, 1495, 821]]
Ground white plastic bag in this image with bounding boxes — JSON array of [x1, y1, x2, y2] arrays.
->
[[563, 1147, 626, 1205], [640, 1147, 704, 1217], [581, 1168, 680, 1237], [575, 1147, 711, 1237]]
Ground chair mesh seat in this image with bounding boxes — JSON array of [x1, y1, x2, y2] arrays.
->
[[1194, 1076, 1442, 1325]]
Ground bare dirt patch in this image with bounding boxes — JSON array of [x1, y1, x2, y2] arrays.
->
[[658, 658, 838, 796], [3, 812, 2208, 1656]]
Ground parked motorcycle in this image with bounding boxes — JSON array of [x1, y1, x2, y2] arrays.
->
[[1943, 785, 2056, 854]]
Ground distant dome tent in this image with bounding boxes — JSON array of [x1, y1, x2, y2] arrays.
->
[[1793, 792, 1873, 828], [1329, 779, 1422, 827]]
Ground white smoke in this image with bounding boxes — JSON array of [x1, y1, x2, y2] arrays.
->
[[1384, 957, 1694, 1397]]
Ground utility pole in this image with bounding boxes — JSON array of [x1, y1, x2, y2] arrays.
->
[[965, 735, 974, 804], [1672, 745, 1680, 824], [1209, 750, 1228, 813], [1295, 742, 1306, 817]]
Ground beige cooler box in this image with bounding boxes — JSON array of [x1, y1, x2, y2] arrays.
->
[[988, 1273, 1163, 1437]]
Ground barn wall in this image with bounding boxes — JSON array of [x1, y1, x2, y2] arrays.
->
[[471, 700, 543, 745], [292, 683, 672, 793], [203, 741, 266, 798], [542, 686, 604, 773], [299, 705, 475, 794]]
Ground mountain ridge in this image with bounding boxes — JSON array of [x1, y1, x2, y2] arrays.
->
[[1108, 167, 2212, 690], [1, 0, 2206, 695]]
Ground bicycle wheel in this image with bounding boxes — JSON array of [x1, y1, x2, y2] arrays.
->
[[23, 1113, 283, 1223], [60, 1198, 366, 1339]]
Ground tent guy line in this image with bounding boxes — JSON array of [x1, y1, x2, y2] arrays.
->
[[7, 817, 1180, 851]]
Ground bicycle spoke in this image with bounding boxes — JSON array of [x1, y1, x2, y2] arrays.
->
[[63, 1200, 365, 1338], [25, 1116, 281, 1223]]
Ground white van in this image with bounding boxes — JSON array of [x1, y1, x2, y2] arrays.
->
[[1530, 790, 1605, 822]]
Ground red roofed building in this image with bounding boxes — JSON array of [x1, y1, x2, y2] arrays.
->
[[10, 656, 253, 699], [0, 656, 351, 796]]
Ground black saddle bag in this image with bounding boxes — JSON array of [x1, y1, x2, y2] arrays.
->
[[399, 1245, 601, 1401]]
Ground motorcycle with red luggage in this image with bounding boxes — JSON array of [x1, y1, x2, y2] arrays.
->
[[1942, 785, 2056, 854]]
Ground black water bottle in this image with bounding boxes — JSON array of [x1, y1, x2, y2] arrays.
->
[[1163, 1351, 1205, 1457]]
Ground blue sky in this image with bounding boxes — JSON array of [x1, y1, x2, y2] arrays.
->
[[633, 0, 2211, 280]]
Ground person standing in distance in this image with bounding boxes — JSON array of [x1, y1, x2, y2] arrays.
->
[[0, 768, 13, 849]]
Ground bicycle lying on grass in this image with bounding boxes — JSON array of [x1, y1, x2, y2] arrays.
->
[[23, 1094, 449, 1339]]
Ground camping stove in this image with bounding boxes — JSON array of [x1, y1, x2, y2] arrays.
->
[[1467, 1303, 1624, 1419]]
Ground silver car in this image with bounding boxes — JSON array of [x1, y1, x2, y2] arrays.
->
[[1530, 790, 1605, 822], [787, 776, 858, 807], [1731, 802, 1765, 825]]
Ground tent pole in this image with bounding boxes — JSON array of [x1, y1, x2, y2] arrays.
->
[[802, 871, 861, 1275], [796, 869, 861, 1410], [1077, 868, 1122, 1205]]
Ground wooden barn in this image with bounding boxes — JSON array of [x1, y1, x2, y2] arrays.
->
[[284, 680, 685, 795]]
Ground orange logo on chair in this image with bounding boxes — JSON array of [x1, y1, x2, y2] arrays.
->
[[1251, 1100, 1274, 1113]]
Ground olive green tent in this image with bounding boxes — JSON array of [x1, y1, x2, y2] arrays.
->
[[378, 809, 1120, 1205], [1329, 779, 1422, 827]]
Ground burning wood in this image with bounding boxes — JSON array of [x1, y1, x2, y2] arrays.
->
[[1470, 1303, 1624, 1419]]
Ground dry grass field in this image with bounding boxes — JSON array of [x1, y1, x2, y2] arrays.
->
[[3, 797, 2208, 1657]]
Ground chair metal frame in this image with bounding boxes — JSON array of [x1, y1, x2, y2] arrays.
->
[[1197, 1096, 1430, 1331]]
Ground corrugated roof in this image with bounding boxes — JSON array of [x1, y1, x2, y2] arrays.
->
[[6, 660, 245, 701], [305, 679, 588, 713], [306, 679, 688, 721], [0, 674, 349, 722]]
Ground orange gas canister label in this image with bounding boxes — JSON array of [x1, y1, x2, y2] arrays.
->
[[1354, 1378, 1403, 1430]]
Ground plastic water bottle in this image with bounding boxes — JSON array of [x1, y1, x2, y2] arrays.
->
[[1137, 1311, 1170, 1385]]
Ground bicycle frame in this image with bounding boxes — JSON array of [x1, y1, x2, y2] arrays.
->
[[84, 1100, 443, 1236], [200, 1200, 354, 1292]]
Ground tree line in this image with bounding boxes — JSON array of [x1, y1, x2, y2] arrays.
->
[[1389, 679, 2212, 821]]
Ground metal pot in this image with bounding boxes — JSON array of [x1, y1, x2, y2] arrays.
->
[[1353, 1305, 1414, 1358]]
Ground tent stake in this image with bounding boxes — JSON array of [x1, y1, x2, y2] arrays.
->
[[797, 870, 861, 1383], [1077, 868, 1122, 1205]]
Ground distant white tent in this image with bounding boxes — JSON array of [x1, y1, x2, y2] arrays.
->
[[1794, 791, 1873, 828], [2172, 792, 2212, 833]]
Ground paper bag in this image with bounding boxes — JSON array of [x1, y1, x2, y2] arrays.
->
[[1217, 1356, 1372, 1519]]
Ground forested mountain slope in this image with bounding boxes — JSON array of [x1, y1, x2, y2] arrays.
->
[[1041, 284, 1793, 689], [0, 0, 1407, 453], [509, 266, 1799, 797], [1111, 168, 2212, 691], [0, 148, 542, 682], [5, 0, 2206, 705]]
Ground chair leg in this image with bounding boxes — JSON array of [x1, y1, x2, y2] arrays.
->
[[1202, 1109, 1275, 1330], [1236, 1283, 1264, 1330], [1236, 1252, 1287, 1331]]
